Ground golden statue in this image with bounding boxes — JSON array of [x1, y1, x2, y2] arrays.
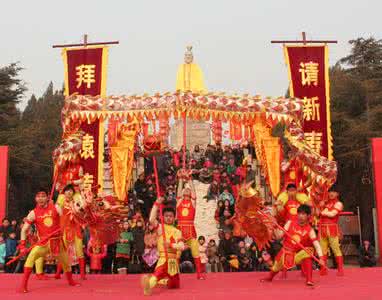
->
[[175, 46, 207, 93]]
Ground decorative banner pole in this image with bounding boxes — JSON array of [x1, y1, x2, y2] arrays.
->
[[182, 112, 187, 169], [271, 32, 337, 161], [53, 34, 119, 196]]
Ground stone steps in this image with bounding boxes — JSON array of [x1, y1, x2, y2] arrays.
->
[[194, 180, 219, 243]]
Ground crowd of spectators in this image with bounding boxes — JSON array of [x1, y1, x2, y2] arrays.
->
[[0, 143, 377, 274]]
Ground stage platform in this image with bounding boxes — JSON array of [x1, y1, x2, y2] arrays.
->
[[1, 268, 381, 300]]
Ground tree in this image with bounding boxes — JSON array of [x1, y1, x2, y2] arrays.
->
[[331, 37, 382, 240], [0, 63, 25, 130], [0, 68, 64, 217], [7, 83, 64, 217]]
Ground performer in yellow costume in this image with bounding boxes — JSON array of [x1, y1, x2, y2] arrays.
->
[[318, 190, 344, 276], [141, 197, 185, 296]]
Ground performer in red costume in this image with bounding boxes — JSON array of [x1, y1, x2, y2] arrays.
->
[[18, 190, 80, 293], [277, 151, 311, 210], [176, 169, 205, 280], [141, 197, 185, 296], [318, 190, 344, 276], [276, 183, 312, 225], [281, 151, 303, 188], [261, 205, 325, 286], [56, 158, 83, 193], [55, 184, 86, 280]]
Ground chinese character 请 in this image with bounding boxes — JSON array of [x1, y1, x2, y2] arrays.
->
[[299, 62, 319, 86], [305, 131, 323, 154], [83, 173, 94, 191], [75, 64, 96, 88], [81, 134, 95, 159], [302, 96, 320, 121]]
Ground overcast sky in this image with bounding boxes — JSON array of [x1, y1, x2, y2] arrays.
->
[[1, 0, 380, 110]]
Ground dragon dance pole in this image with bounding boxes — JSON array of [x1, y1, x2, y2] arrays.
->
[[6, 228, 62, 266], [182, 112, 187, 169], [151, 120, 168, 261], [49, 167, 59, 204]]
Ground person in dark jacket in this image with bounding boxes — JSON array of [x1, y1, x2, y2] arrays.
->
[[5, 231, 18, 273], [359, 240, 376, 267], [132, 220, 145, 257], [0, 218, 12, 239], [134, 173, 148, 200], [218, 230, 236, 272]]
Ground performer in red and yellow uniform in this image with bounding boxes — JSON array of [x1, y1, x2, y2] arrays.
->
[[277, 151, 311, 209], [318, 190, 344, 276], [176, 169, 205, 280], [262, 205, 325, 286], [141, 197, 185, 296], [54, 184, 86, 280], [56, 158, 83, 193], [18, 190, 80, 293], [275, 183, 311, 224]]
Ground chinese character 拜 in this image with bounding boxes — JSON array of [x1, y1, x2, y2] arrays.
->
[[305, 131, 323, 154], [83, 173, 94, 191], [75, 64, 96, 89], [299, 62, 319, 86], [302, 96, 320, 121], [81, 134, 95, 159]]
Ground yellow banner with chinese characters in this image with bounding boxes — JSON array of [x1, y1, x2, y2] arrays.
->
[[284, 45, 333, 160]]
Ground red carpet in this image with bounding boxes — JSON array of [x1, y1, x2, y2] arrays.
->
[[1, 268, 381, 300]]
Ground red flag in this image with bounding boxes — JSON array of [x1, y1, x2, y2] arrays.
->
[[284, 45, 333, 160]]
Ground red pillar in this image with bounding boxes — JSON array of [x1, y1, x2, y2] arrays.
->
[[0, 146, 9, 221], [371, 138, 382, 264]]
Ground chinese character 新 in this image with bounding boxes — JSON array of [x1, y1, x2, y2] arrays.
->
[[299, 62, 319, 86], [302, 96, 320, 121], [75, 64, 96, 88], [83, 173, 94, 191], [81, 134, 95, 159], [305, 131, 323, 154]]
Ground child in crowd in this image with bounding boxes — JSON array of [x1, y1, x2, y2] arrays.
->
[[44, 254, 57, 274], [198, 236, 207, 273], [219, 188, 235, 206], [142, 223, 158, 272], [115, 221, 134, 274], [0, 235, 5, 272], [207, 180, 220, 201], [5, 231, 17, 273], [87, 240, 107, 274], [207, 239, 222, 272]]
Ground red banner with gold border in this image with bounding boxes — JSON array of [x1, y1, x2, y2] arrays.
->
[[284, 45, 333, 160], [371, 138, 382, 264], [62, 47, 108, 192], [0, 146, 9, 220]]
